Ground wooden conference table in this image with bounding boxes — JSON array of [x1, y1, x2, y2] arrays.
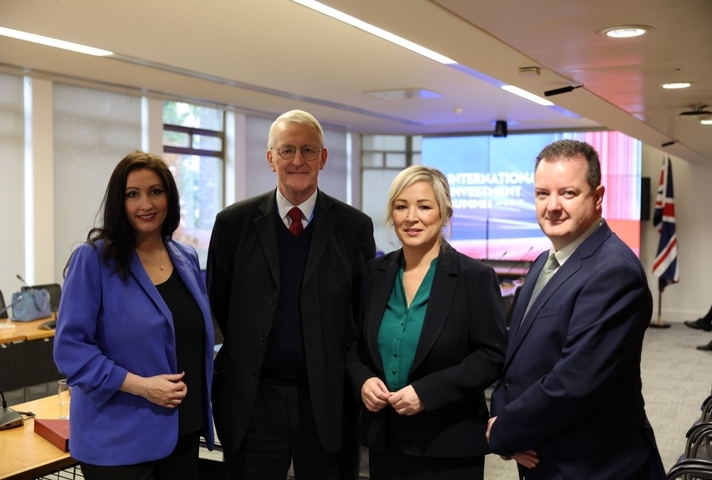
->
[[0, 317, 56, 343], [0, 395, 75, 480], [0, 395, 223, 479]]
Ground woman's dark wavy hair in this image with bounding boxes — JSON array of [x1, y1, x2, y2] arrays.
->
[[73, 151, 181, 282]]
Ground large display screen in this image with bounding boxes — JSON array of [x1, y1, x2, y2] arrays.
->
[[422, 131, 642, 262]]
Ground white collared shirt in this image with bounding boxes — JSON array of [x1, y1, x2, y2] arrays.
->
[[275, 189, 317, 230], [548, 218, 604, 268]]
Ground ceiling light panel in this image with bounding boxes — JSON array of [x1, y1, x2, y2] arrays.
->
[[501, 85, 553, 106], [0, 26, 113, 56], [660, 82, 692, 89], [291, 0, 456, 64]]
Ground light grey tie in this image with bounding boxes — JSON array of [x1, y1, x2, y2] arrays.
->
[[522, 253, 559, 320]]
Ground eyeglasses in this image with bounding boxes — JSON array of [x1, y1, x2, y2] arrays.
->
[[272, 145, 322, 161]]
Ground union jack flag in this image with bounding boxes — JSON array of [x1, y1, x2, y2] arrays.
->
[[652, 155, 679, 291]]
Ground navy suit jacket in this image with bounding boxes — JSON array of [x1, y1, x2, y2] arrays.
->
[[489, 221, 666, 479], [208, 189, 375, 455], [54, 239, 214, 465], [347, 245, 506, 457]]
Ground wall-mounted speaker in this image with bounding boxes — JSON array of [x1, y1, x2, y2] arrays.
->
[[641, 176, 651, 221]]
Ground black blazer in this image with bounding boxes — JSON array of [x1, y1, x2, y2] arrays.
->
[[208, 189, 375, 455], [347, 244, 506, 457]]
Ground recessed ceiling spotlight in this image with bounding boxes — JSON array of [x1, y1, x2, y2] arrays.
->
[[597, 25, 653, 38], [661, 82, 692, 89]]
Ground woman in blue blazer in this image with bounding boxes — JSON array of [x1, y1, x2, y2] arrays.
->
[[54, 152, 214, 479], [347, 165, 506, 479]]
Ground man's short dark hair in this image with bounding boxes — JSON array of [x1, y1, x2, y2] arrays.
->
[[535, 139, 601, 192]]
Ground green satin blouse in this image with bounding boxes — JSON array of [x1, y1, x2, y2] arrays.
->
[[377, 257, 438, 391]]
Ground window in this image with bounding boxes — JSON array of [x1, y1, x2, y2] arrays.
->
[[361, 135, 421, 254], [163, 101, 224, 267]]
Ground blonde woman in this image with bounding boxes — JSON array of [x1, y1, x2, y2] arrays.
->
[[348, 165, 506, 479]]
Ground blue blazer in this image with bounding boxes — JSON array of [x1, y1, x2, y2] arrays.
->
[[489, 221, 665, 479], [54, 239, 214, 466]]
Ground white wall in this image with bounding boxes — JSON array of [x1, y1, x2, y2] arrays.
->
[[362, 169, 400, 253], [245, 116, 281, 198], [320, 129, 349, 203], [26, 78, 55, 287], [242, 115, 351, 204], [0, 73, 25, 301], [53, 83, 143, 279], [641, 144, 712, 322]]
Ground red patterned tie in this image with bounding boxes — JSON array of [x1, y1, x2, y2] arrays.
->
[[288, 207, 303, 235]]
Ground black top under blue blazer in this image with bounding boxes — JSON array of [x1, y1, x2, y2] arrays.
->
[[489, 220, 666, 480], [347, 245, 506, 457]]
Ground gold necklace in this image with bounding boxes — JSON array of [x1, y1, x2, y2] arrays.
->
[[136, 249, 165, 270]]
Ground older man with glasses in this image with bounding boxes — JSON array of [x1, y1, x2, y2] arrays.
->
[[207, 110, 376, 479]]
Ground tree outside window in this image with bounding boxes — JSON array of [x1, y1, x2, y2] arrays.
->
[[163, 101, 224, 267]]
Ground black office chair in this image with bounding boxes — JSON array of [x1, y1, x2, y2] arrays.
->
[[703, 395, 712, 422], [668, 390, 712, 479], [685, 422, 712, 462], [22, 283, 61, 318], [666, 458, 712, 479], [0, 290, 8, 319], [682, 396, 712, 464]]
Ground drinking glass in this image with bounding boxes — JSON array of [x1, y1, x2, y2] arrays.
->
[[58, 379, 71, 420]]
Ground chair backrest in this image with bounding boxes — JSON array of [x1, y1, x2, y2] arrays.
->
[[23, 283, 62, 314], [0, 290, 8, 319], [703, 394, 712, 422], [666, 458, 712, 479]]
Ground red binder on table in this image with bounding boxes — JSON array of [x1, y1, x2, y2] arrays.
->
[[34, 418, 70, 452]]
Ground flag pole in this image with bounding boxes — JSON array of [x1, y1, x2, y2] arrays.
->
[[649, 287, 671, 329], [649, 155, 675, 329]]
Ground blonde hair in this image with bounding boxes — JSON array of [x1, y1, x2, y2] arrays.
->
[[386, 165, 453, 235], [267, 109, 325, 148]]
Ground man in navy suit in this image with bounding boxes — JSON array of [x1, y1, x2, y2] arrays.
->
[[487, 140, 666, 479]]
